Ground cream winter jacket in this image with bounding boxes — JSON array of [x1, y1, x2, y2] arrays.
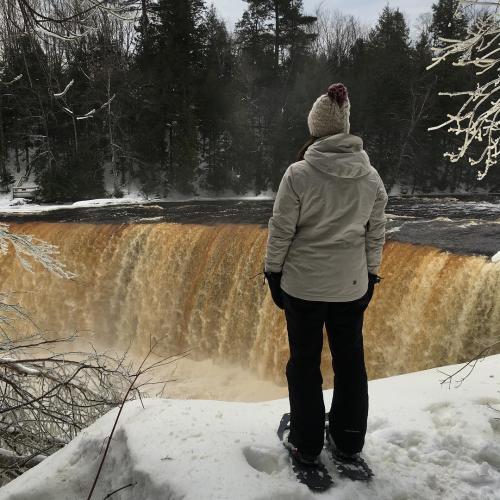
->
[[264, 133, 388, 302]]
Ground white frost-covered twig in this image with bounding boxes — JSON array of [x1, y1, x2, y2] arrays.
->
[[17, 0, 139, 41], [76, 108, 96, 120], [0, 357, 40, 376], [0, 223, 75, 279], [54, 79, 74, 98], [427, 1, 500, 179], [0, 75, 23, 86], [62, 95, 116, 121]]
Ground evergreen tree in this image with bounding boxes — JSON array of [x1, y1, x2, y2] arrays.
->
[[1, 0, 498, 199], [431, 0, 468, 42], [135, 0, 206, 195], [1, 35, 50, 189], [407, 28, 438, 192], [352, 7, 413, 188], [236, 0, 316, 192], [197, 6, 234, 193]]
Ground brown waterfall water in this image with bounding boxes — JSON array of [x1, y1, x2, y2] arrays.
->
[[1, 222, 499, 399]]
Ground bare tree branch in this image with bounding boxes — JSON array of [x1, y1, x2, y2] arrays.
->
[[439, 341, 500, 388]]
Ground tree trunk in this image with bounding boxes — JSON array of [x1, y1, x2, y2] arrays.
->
[[15, 142, 20, 173], [25, 138, 30, 177], [274, 1, 280, 71], [0, 94, 6, 183], [107, 71, 118, 193]]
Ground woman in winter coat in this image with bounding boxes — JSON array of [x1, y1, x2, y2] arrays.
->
[[264, 83, 388, 466]]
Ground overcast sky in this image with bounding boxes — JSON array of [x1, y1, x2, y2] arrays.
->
[[211, 0, 436, 31]]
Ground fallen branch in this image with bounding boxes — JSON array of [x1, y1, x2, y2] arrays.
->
[[86, 340, 190, 500]]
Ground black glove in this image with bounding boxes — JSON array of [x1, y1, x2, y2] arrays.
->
[[264, 270, 284, 309], [362, 272, 382, 307], [368, 272, 382, 285]]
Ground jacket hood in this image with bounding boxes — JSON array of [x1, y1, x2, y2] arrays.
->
[[303, 133, 372, 179]]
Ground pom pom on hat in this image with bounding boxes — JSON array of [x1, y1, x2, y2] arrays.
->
[[307, 82, 351, 138], [327, 83, 348, 107]]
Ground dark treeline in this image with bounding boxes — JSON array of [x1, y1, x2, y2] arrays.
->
[[0, 0, 498, 202]]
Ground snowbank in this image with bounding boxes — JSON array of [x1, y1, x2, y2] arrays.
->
[[0, 194, 147, 213], [1, 356, 500, 500], [0, 189, 276, 214], [0, 193, 276, 214]]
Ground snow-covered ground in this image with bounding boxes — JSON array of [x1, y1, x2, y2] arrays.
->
[[1, 355, 499, 500], [0, 155, 277, 213], [0, 164, 275, 213]]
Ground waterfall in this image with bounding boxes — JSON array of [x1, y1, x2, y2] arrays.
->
[[1, 222, 499, 384]]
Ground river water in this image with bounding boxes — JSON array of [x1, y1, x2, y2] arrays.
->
[[1, 195, 499, 257]]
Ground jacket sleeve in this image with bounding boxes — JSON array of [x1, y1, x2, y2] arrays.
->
[[265, 166, 300, 273], [366, 178, 388, 275]]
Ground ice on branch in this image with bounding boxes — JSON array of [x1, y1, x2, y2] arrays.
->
[[0, 223, 76, 279], [23, 0, 140, 41], [34, 24, 82, 42], [76, 108, 97, 120], [427, 1, 500, 179], [99, 94, 116, 110], [0, 74, 23, 86], [54, 80, 74, 98]]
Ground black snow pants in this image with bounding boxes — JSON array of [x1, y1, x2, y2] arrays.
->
[[282, 282, 374, 457]]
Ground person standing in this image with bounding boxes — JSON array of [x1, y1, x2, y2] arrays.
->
[[264, 83, 388, 466]]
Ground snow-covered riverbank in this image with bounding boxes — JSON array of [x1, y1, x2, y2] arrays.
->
[[0, 192, 275, 214], [2, 355, 499, 500]]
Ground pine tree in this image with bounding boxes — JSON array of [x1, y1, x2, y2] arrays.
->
[[236, 0, 317, 192], [431, 0, 467, 43], [353, 6, 413, 188], [1, 35, 49, 187], [134, 0, 206, 195], [407, 28, 438, 192], [197, 6, 234, 193]]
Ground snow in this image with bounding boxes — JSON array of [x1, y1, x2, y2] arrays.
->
[[0, 154, 275, 213], [386, 225, 402, 234], [0, 191, 275, 214], [0, 357, 40, 376], [492, 251, 500, 263], [2, 355, 500, 500]]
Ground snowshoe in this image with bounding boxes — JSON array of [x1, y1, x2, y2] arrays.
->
[[278, 413, 334, 492], [324, 429, 374, 482]]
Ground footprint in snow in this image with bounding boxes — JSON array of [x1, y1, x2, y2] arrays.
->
[[243, 445, 288, 475]]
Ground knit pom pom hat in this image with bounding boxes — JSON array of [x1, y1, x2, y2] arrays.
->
[[307, 83, 351, 138]]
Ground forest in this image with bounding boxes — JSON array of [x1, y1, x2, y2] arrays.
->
[[0, 0, 498, 202]]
